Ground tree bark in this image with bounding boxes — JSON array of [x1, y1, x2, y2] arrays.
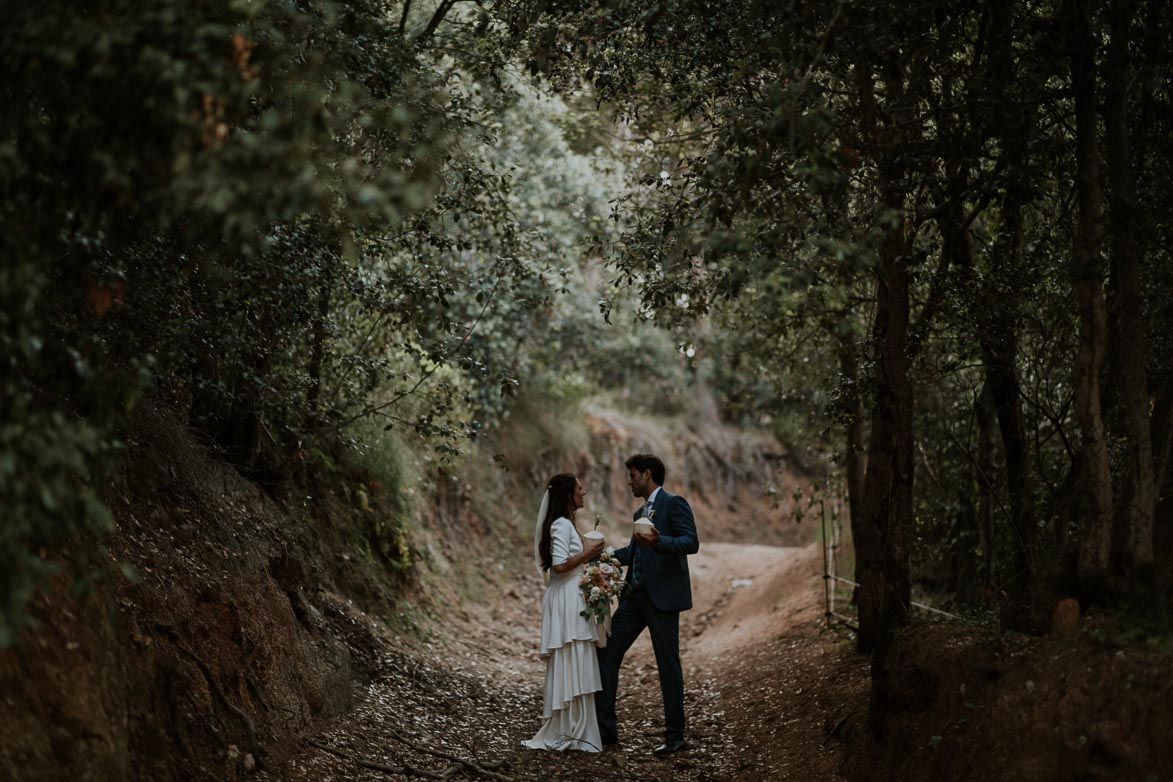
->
[[861, 214, 915, 728], [987, 203, 1048, 630], [872, 128, 914, 653], [861, 295, 913, 584], [1103, 0, 1155, 578], [853, 61, 913, 659], [1153, 384, 1173, 575], [1154, 386, 1173, 497], [1068, 0, 1116, 594], [941, 158, 1047, 629], [306, 276, 332, 426], [976, 382, 997, 596], [976, 0, 1051, 632], [837, 327, 866, 601]]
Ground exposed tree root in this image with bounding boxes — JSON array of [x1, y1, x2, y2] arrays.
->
[[383, 727, 516, 782], [309, 738, 513, 781], [822, 704, 857, 746], [155, 622, 265, 767]]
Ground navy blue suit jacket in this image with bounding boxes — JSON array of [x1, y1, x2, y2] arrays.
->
[[613, 488, 699, 612]]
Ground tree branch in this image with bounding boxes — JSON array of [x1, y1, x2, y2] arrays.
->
[[159, 627, 264, 766], [399, 0, 414, 36], [907, 241, 953, 361], [321, 273, 505, 434], [415, 0, 477, 43], [310, 739, 465, 780], [384, 727, 515, 782]]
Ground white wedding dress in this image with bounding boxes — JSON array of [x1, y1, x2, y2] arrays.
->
[[522, 516, 603, 752]]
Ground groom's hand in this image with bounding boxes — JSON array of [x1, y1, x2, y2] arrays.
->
[[638, 527, 660, 547]]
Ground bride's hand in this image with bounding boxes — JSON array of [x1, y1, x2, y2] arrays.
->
[[584, 537, 606, 557]]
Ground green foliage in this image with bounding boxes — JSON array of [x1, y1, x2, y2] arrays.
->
[[0, 400, 118, 646], [502, 0, 1173, 619], [0, 0, 643, 641], [1086, 605, 1173, 654], [0, 0, 481, 641], [350, 421, 417, 572], [0, 245, 127, 645], [6, 0, 1167, 650]]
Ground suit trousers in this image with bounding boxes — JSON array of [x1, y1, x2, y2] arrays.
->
[[596, 589, 685, 743]]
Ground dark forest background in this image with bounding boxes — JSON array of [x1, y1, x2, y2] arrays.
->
[[3, 0, 1172, 756]]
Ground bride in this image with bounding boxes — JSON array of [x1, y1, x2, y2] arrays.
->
[[522, 472, 606, 752]]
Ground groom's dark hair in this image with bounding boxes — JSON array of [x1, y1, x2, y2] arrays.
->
[[625, 453, 665, 485], [540, 473, 578, 572]]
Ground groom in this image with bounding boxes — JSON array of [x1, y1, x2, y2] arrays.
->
[[597, 453, 699, 755]]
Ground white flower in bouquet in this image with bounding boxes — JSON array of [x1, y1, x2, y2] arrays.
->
[[579, 548, 625, 624]]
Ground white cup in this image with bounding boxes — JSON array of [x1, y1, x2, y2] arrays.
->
[[633, 519, 655, 539]]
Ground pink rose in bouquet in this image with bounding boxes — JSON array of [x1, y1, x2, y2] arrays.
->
[[579, 550, 625, 624]]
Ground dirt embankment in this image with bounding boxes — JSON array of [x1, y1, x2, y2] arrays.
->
[[0, 407, 359, 781], [490, 399, 814, 548]]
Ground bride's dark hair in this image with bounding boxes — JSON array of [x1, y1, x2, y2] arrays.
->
[[539, 473, 578, 572]]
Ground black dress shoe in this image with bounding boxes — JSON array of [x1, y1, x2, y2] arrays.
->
[[653, 739, 688, 755], [601, 735, 619, 747]]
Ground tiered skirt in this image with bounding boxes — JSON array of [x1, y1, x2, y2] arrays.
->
[[523, 571, 603, 752], [537, 569, 602, 656]]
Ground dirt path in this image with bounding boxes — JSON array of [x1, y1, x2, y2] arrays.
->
[[261, 542, 868, 781]]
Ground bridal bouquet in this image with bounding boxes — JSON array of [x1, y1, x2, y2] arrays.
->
[[579, 550, 625, 624]]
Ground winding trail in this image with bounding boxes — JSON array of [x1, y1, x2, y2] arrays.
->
[[262, 542, 867, 781]]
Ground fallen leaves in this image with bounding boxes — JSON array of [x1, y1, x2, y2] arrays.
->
[[260, 544, 867, 782]]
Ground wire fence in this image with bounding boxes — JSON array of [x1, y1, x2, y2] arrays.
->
[[820, 498, 965, 631]]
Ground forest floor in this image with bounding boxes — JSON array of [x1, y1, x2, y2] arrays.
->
[[259, 540, 870, 782]]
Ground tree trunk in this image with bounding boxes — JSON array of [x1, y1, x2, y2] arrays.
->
[[987, 203, 1047, 631], [306, 277, 332, 426], [861, 218, 915, 730], [944, 174, 1046, 627], [1104, 0, 1155, 579], [852, 62, 913, 659], [936, 184, 1005, 608], [1068, 0, 1115, 594], [858, 267, 914, 612], [838, 328, 866, 602], [976, 0, 1051, 632], [1154, 386, 1173, 497], [853, 256, 914, 642], [1153, 384, 1173, 577], [976, 382, 997, 597]]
